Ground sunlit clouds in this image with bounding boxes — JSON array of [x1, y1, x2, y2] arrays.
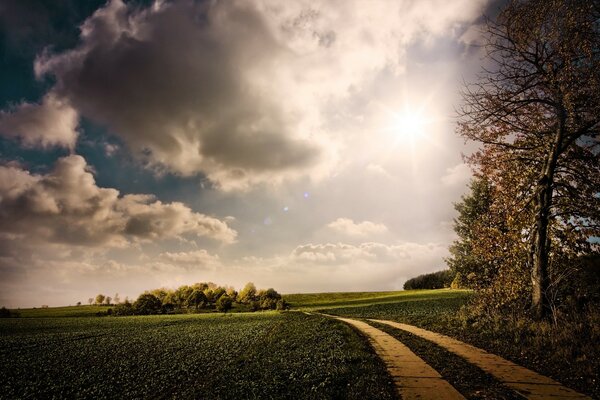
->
[[0, 0, 491, 307]]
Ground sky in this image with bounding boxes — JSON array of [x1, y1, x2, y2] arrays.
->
[[0, 0, 500, 307]]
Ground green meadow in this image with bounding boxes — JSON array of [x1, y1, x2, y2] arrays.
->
[[3, 289, 597, 399]]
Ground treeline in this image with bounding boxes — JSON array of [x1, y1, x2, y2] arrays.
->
[[403, 269, 455, 290], [110, 282, 288, 316]]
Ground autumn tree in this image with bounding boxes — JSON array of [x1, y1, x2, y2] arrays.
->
[[459, 0, 600, 318]]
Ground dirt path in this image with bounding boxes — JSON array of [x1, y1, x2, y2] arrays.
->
[[333, 316, 465, 399], [370, 319, 591, 400]]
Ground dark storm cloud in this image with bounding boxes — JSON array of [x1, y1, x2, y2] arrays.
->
[[33, 0, 320, 189]]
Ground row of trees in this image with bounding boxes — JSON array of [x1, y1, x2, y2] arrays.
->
[[112, 282, 288, 316], [403, 270, 455, 290], [87, 293, 122, 306], [448, 0, 600, 321]]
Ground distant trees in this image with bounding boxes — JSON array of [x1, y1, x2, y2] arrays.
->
[[88, 298, 93, 306], [403, 270, 455, 290], [457, 0, 600, 319], [237, 282, 257, 304], [95, 294, 105, 305], [216, 295, 233, 313], [110, 282, 288, 316], [133, 294, 162, 315]]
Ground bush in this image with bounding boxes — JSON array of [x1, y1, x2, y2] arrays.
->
[[0, 307, 11, 318], [216, 295, 233, 313], [113, 301, 135, 316], [133, 293, 162, 315]]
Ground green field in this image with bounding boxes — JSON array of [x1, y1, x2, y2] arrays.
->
[[285, 288, 470, 313], [0, 311, 395, 399], [11, 305, 107, 318], [4, 289, 596, 399]]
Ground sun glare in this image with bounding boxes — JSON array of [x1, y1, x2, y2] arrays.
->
[[391, 109, 429, 141]]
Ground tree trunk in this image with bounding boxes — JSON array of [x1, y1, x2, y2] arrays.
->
[[531, 110, 565, 320], [531, 179, 552, 319]]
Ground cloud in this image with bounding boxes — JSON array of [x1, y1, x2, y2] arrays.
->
[[366, 163, 394, 179], [0, 155, 237, 247], [24, 0, 486, 189], [291, 242, 415, 264], [0, 93, 78, 149], [159, 249, 221, 266], [327, 217, 388, 236], [441, 163, 471, 186]]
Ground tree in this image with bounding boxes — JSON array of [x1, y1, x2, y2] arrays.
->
[[95, 294, 105, 305], [446, 178, 496, 289], [76, 301, 81, 306], [258, 288, 282, 310], [88, 298, 93, 306], [104, 296, 112, 305], [403, 269, 455, 290], [187, 289, 207, 310], [216, 295, 233, 313], [459, 0, 600, 319], [238, 282, 257, 304], [113, 293, 120, 304], [133, 293, 162, 315]]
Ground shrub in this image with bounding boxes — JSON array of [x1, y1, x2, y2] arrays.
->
[[133, 293, 162, 315], [216, 295, 233, 313], [0, 307, 11, 318], [113, 301, 135, 316]]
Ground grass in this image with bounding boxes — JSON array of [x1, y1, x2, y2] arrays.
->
[[284, 288, 471, 311], [313, 289, 598, 399], [0, 311, 395, 399], [5, 288, 596, 398], [10, 305, 107, 318]]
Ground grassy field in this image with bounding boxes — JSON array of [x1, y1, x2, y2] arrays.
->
[[4, 289, 597, 398], [285, 288, 471, 314], [304, 289, 598, 399], [11, 305, 107, 318], [0, 311, 395, 399]]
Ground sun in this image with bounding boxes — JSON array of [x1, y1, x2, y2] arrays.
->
[[390, 108, 429, 141]]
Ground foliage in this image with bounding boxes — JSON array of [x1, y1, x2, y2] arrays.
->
[[132, 294, 162, 315], [0, 307, 12, 318], [215, 295, 233, 312], [458, 0, 600, 318], [446, 178, 496, 289], [94, 294, 106, 305], [323, 289, 598, 398], [0, 313, 396, 399], [113, 301, 135, 316], [403, 269, 455, 290], [237, 282, 257, 304], [112, 282, 286, 315]]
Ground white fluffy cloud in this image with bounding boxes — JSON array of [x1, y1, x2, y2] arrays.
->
[[159, 249, 221, 266], [0, 155, 237, 247], [290, 241, 441, 265], [441, 163, 472, 186], [0, 93, 78, 149], [327, 218, 388, 236], [23, 0, 486, 189]]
